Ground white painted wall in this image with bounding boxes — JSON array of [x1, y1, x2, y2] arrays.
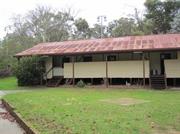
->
[[108, 60, 149, 78], [53, 67, 63, 76], [74, 62, 106, 78], [64, 60, 149, 78], [165, 51, 180, 78], [64, 63, 73, 78]]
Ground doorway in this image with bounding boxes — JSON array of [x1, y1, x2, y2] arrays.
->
[[160, 53, 171, 75], [149, 52, 161, 75]]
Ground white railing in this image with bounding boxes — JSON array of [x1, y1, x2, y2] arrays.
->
[[53, 67, 64, 76]]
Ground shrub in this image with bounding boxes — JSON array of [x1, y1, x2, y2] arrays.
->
[[14, 56, 45, 86], [76, 80, 85, 88], [0, 66, 12, 77]]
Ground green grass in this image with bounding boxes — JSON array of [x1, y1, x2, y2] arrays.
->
[[3, 88, 180, 134], [0, 77, 18, 90]]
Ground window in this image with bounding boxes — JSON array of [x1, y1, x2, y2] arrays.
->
[[63, 57, 70, 63], [76, 56, 83, 62], [161, 52, 178, 59], [132, 53, 141, 60], [161, 53, 171, 59], [83, 56, 92, 62], [108, 55, 116, 61]]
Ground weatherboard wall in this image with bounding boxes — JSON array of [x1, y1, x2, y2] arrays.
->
[[108, 60, 149, 78], [164, 51, 180, 78], [64, 60, 149, 78]]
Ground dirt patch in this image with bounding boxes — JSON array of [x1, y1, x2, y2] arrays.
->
[[152, 127, 180, 134], [100, 98, 149, 106]]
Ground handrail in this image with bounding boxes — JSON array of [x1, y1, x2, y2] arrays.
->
[[164, 73, 167, 89], [43, 66, 53, 80], [150, 74, 165, 77]]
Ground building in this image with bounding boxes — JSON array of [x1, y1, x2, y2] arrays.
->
[[15, 34, 180, 89]]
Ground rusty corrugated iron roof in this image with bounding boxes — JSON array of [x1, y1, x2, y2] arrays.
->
[[15, 34, 180, 57]]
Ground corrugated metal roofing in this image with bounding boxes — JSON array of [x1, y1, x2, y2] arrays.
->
[[15, 34, 180, 57]]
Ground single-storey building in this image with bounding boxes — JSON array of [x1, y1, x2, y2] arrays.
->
[[15, 34, 180, 89]]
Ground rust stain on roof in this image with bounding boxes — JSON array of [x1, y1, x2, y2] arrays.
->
[[15, 34, 180, 57]]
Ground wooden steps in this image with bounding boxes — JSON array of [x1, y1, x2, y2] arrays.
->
[[150, 75, 166, 89], [46, 77, 63, 87], [65, 78, 73, 85]]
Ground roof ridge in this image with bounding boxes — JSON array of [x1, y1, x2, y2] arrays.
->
[[38, 33, 180, 45]]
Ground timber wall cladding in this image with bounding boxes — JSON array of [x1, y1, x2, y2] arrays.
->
[[108, 60, 149, 78], [64, 62, 106, 78], [53, 67, 64, 76], [165, 51, 180, 78], [74, 62, 106, 78], [64, 63, 73, 78], [64, 60, 149, 78]]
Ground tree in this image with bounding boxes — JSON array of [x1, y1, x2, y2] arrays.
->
[[170, 12, 180, 33], [108, 17, 139, 37], [132, 8, 144, 32], [0, 6, 75, 70], [91, 24, 108, 38], [74, 18, 91, 39], [25, 6, 74, 42], [145, 0, 180, 34], [5, 6, 74, 43]]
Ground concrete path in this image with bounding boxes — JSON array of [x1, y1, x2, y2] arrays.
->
[[0, 91, 5, 97], [0, 91, 25, 134]]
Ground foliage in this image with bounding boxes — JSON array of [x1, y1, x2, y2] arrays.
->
[[0, 34, 35, 69], [14, 56, 45, 86], [76, 80, 85, 88], [4, 89, 180, 134], [108, 18, 137, 37], [91, 24, 108, 38], [144, 0, 180, 34], [0, 6, 74, 70], [7, 6, 74, 43], [0, 67, 12, 77], [74, 18, 91, 39], [170, 11, 180, 33]]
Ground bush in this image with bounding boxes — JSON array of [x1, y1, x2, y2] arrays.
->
[[14, 56, 45, 86], [76, 80, 85, 88], [0, 67, 12, 77]]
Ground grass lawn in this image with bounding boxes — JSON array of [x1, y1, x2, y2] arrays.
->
[[3, 88, 180, 134], [0, 77, 18, 90]]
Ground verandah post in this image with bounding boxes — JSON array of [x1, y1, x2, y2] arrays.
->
[[105, 55, 108, 88], [142, 52, 145, 87], [148, 52, 151, 88], [72, 56, 75, 87]]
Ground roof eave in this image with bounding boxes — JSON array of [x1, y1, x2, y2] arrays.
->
[[14, 47, 180, 58]]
